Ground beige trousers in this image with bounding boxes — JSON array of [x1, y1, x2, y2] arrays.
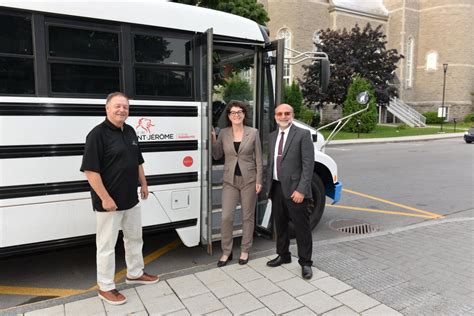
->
[[221, 175, 257, 255], [96, 204, 144, 291]]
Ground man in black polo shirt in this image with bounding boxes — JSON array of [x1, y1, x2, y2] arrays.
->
[[81, 92, 158, 305]]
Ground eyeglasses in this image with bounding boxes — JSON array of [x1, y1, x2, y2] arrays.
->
[[229, 110, 244, 116], [275, 111, 292, 117]]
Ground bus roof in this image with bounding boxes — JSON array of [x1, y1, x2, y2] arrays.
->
[[0, 0, 266, 42]]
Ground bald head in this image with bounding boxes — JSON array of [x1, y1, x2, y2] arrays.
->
[[275, 103, 294, 113]]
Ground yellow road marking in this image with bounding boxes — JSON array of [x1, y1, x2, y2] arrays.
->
[[327, 204, 437, 219], [87, 285, 98, 291], [144, 239, 182, 265], [0, 286, 84, 297], [1, 239, 182, 296], [342, 188, 444, 218], [113, 238, 182, 283]]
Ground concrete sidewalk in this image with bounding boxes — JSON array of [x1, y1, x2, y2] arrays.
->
[[5, 256, 401, 316], [312, 217, 474, 315]]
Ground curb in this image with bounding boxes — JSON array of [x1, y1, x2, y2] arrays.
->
[[326, 132, 463, 146]]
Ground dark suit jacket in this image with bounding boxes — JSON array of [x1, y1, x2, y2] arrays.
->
[[267, 124, 314, 199], [213, 126, 263, 186]]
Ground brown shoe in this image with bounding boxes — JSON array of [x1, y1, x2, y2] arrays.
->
[[126, 272, 159, 285], [98, 289, 127, 305]]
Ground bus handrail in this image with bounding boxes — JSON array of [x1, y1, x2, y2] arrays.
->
[[316, 102, 370, 150], [284, 48, 328, 65]]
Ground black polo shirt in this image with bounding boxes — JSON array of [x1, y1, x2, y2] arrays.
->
[[80, 119, 144, 212]]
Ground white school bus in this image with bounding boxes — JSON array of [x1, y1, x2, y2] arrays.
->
[[0, 0, 340, 256]]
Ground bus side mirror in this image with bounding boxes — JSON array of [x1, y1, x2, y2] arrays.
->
[[320, 58, 330, 92]]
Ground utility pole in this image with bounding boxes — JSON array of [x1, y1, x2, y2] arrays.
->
[[440, 63, 448, 132]]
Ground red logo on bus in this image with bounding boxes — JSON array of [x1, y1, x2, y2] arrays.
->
[[136, 118, 155, 133], [183, 156, 193, 167]]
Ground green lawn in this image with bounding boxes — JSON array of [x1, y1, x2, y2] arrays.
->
[[319, 123, 471, 140]]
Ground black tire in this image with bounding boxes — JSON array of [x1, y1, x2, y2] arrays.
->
[[288, 173, 326, 239], [466, 140, 472, 143]]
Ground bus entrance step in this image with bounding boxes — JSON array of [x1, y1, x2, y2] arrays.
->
[[211, 229, 243, 241]]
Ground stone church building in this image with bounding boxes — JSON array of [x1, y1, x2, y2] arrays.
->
[[259, 0, 474, 123]]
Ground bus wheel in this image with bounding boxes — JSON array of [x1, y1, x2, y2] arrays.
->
[[288, 173, 326, 239]]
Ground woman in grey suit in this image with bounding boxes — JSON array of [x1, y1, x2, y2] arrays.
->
[[211, 100, 263, 266]]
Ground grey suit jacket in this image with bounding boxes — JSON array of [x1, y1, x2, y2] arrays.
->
[[267, 124, 314, 199], [213, 126, 263, 186]]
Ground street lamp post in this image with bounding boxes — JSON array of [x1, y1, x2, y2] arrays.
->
[[440, 63, 448, 132]]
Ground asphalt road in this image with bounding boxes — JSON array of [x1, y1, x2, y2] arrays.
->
[[1, 137, 472, 310], [315, 137, 473, 239]]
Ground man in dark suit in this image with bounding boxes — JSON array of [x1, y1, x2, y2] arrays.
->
[[266, 103, 315, 279]]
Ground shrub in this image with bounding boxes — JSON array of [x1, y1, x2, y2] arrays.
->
[[283, 81, 303, 115], [298, 107, 317, 126], [463, 113, 474, 123], [424, 111, 444, 124], [342, 76, 378, 133], [311, 111, 321, 127], [222, 74, 252, 103], [397, 123, 408, 130]]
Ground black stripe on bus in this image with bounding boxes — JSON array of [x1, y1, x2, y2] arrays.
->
[[0, 103, 198, 117], [0, 172, 198, 200], [0, 141, 198, 159], [0, 218, 197, 258]]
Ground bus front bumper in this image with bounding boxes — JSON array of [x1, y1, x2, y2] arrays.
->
[[326, 182, 342, 204]]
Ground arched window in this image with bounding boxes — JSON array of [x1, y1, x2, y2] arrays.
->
[[277, 28, 292, 85], [405, 37, 414, 88], [313, 31, 321, 52]]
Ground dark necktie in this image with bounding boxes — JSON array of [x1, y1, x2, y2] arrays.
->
[[276, 131, 284, 179]]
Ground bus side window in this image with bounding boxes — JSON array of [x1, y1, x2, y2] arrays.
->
[[132, 32, 193, 99], [47, 24, 121, 95], [0, 12, 35, 95]]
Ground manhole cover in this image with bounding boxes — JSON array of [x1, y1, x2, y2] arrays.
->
[[329, 219, 378, 235]]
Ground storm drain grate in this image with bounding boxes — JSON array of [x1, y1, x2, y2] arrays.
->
[[329, 219, 379, 235]]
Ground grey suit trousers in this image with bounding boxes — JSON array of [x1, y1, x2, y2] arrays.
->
[[221, 175, 257, 255]]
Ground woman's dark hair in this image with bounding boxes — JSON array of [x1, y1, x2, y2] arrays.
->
[[224, 100, 248, 126]]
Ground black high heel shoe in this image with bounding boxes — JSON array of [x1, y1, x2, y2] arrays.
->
[[217, 253, 233, 267], [239, 253, 249, 265]]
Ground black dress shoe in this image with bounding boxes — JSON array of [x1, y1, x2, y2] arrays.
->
[[302, 265, 313, 279], [266, 255, 292, 267], [217, 253, 232, 267], [238, 254, 249, 265]]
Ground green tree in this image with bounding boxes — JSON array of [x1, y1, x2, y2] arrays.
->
[[301, 23, 403, 109], [283, 81, 303, 115], [172, 0, 269, 25], [343, 76, 378, 133], [283, 81, 320, 127]]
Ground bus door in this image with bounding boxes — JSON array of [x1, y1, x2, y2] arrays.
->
[[254, 39, 284, 236], [202, 40, 259, 254], [194, 28, 214, 252]]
